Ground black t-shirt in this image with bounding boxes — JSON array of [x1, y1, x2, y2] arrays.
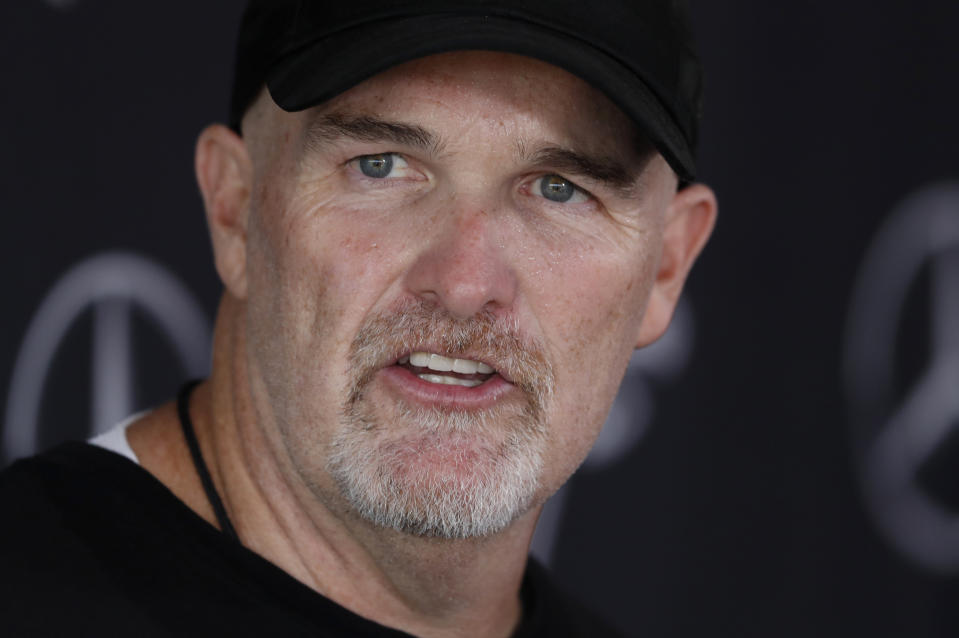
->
[[0, 443, 625, 637]]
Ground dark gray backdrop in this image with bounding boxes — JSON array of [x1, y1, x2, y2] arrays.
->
[[3, 1, 959, 636]]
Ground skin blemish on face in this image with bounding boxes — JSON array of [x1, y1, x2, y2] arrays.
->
[[337, 235, 385, 260]]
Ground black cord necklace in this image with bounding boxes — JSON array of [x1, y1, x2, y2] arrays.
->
[[177, 380, 240, 542]]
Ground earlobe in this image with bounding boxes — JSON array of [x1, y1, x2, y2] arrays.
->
[[195, 124, 252, 299], [635, 183, 717, 348]]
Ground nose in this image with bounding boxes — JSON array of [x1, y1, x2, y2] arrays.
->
[[403, 205, 518, 319]]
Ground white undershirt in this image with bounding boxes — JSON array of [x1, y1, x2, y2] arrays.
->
[[88, 412, 146, 465]]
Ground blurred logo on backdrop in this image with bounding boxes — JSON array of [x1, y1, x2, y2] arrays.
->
[[845, 181, 959, 572], [3, 252, 211, 463]]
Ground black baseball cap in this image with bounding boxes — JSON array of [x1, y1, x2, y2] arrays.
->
[[230, 0, 703, 181]]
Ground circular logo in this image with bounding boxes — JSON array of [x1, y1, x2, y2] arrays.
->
[[3, 252, 211, 463], [844, 182, 959, 572]]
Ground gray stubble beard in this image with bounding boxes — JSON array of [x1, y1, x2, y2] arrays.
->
[[325, 302, 554, 539]]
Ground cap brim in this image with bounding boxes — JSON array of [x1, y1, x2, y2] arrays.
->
[[265, 14, 696, 181]]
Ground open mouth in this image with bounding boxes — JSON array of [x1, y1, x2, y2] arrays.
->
[[397, 351, 497, 388]]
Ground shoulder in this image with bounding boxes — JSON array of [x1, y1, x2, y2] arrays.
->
[[0, 441, 179, 560], [0, 443, 180, 634], [0, 439, 200, 547], [0, 440, 140, 513], [0, 443, 411, 637]]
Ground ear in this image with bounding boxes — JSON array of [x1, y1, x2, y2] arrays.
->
[[635, 183, 717, 348], [195, 124, 252, 299]]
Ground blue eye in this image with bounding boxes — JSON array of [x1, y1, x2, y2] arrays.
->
[[534, 175, 589, 204], [358, 154, 394, 178], [540, 175, 574, 202]]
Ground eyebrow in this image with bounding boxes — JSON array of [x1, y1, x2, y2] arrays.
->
[[304, 113, 441, 154], [525, 145, 645, 194]]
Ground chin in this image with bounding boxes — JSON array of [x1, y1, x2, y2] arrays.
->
[[326, 402, 546, 539]]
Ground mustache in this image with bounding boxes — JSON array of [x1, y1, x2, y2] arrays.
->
[[346, 299, 555, 410]]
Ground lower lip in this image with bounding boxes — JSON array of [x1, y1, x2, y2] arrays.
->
[[378, 365, 516, 409]]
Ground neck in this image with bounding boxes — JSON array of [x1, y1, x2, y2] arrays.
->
[[133, 294, 540, 638]]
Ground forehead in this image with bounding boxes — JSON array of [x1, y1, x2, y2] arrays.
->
[[286, 51, 645, 157]]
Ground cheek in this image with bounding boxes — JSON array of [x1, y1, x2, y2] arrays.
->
[[531, 237, 659, 477], [247, 188, 412, 358], [244, 191, 410, 454], [535, 228, 658, 359]]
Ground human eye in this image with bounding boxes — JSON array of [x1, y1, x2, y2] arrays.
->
[[350, 153, 414, 179], [531, 174, 591, 204]]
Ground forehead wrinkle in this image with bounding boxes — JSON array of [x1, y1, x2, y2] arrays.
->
[[303, 112, 446, 156]]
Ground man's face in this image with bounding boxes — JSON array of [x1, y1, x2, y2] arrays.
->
[[236, 51, 683, 538]]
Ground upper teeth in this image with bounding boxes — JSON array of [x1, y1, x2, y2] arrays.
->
[[407, 352, 494, 375]]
